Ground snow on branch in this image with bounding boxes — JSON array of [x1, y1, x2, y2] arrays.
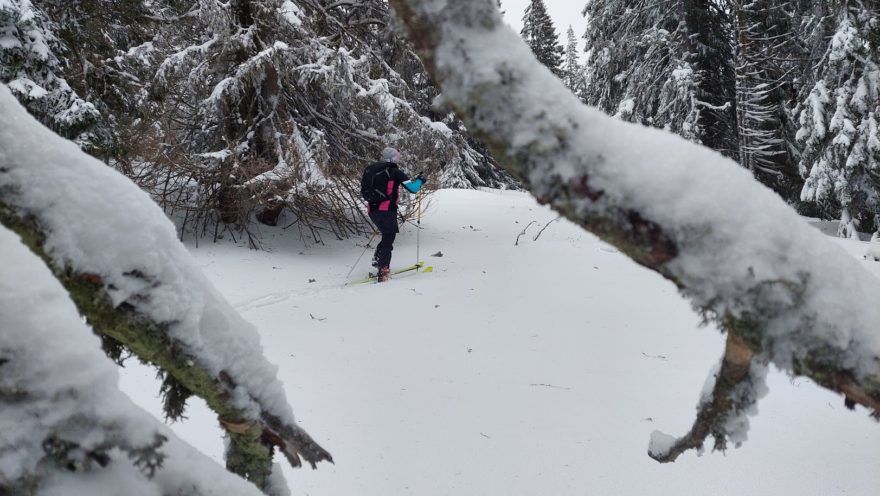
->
[[155, 35, 220, 89], [389, 0, 880, 460], [0, 85, 331, 487], [649, 332, 768, 462], [0, 0, 101, 143], [206, 40, 290, 112], [0, 225, 268, 495]]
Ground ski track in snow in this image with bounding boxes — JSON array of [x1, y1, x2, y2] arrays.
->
[[235, 292, 295, 312], [234, 263, 436, 312], [120, 189, 880, 496]]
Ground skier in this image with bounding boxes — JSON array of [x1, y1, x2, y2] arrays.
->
[[362, 147, 425, 282]]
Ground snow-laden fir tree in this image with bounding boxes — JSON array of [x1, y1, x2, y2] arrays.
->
[[732, 0, 804, 203], [130, 0, 514, 236], [797, 1, 880, 238], [562, 25, 587, 98], [37, 0, 157, 160], [3, 0, 516, 243], [0, 0, 102, 150], [141, 1, 515, 235], [520, 0, 564, 78], [582, 0, 737, 155]]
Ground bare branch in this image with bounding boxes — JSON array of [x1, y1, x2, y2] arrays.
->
[[533, 216, 560, 241], [515, 220, 536, 246], [648, 332, 761, 462]]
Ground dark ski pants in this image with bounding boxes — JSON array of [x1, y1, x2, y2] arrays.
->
[[369, 210, 398, 268]]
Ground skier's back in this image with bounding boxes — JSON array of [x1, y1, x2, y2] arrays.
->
[[362, 147, 425, 282]]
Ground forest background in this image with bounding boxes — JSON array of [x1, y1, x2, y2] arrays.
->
[[4, 0, 879, 242]]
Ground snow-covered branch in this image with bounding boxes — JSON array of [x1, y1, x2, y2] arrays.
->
[[0, 86, 331, 488], [0, 0, 102, 146], [389, 0, 880, 460], [0, 225, 273, 496], [649, 332, 768, 462]]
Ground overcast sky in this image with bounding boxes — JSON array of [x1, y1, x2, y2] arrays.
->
[[500, 0, 588, 51]]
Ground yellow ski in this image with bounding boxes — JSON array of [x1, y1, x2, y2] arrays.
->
[[345, 262, 433, 285]]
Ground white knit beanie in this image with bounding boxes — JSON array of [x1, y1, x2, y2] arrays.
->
[[381, 147, 402, 163]]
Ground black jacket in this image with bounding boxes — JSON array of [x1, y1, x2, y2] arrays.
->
[[364, 162, 411, 213]]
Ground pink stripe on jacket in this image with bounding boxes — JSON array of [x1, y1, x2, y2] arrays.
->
[[377, 179, 395, 211]]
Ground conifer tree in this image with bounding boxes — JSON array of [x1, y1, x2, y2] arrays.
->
[[731, 0, 803, 203], [0, 0, 102, 149], [2, 0, 517, 241], [683, 0, 739, 157], [582, 0, 737, 153], [38, 0, 156, 160], [797, 1, 880, 237], [520, 0, 564, 78], [562, 25, 587, 97]]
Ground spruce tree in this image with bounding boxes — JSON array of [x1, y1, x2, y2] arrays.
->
[[732, 0, 803, 203], [682, 0, 739, 157], [3, 0, 517, 240], [562, 25, 587, 97], [0, 0, 102, 148], [39, 0, 157, 159], [797, 1, 880, 237], [520, 0, 564, 78], [582, 0, 737, 153]]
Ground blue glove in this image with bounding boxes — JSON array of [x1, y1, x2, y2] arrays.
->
[[404, 178, 424, 193]]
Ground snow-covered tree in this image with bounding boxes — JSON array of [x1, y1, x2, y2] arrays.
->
[[797, 1, 880, 237], [562, 25, 587, 97], [98, 0, 515, 239], [582, 0, 737, 155], [732, 0, 804, 203], [389, 0, 880, 464], [3, 0, 516, 244], [520, 0, 564, 78], [0, 0, 103, 149], [39, 0, 157, 159]]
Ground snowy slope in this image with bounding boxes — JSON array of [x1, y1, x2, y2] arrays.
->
[[121, 189, 880, 495]]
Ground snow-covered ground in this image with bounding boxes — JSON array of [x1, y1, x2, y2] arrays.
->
[[121, 189, 880, 495]]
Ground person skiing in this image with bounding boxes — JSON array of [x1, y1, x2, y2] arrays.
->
[[362, 147, 425, 282]]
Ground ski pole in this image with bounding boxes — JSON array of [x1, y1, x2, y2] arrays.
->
[[346, 230, 378, 279], [416, 188, 422, 268]]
